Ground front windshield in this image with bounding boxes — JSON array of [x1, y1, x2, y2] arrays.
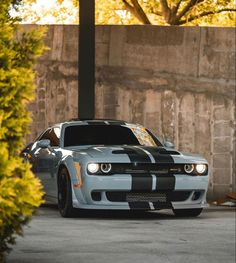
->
[[63, 124, 162, 147]]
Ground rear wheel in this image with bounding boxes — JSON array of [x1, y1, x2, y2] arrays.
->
[[58, 167, 77, 217], [173, 208, 203, 217]]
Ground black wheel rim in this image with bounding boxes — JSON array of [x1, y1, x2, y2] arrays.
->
[[58, 172, 67, 210]]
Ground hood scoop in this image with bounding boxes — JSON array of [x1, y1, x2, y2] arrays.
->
[[158, 150, 180, 155]]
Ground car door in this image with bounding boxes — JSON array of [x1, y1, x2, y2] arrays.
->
[[29, 127, 61, 199]]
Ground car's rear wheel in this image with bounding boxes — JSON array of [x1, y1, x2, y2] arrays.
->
[[58, 167, 77, 217], [173, 208, 203, 217]]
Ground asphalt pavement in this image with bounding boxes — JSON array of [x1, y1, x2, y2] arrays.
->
[[7, 204, 236, 263]]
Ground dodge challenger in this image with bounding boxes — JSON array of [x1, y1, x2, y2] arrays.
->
[[22, 119, 209, 217]]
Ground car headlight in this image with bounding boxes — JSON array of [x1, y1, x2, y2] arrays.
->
[[101, 163, 112, 173], [195, 164, 207, 174], [87, 163, 99, 174], [184, 164, 194, 174]]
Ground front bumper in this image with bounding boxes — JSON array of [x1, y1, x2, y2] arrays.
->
[[72, 173, 209, 210]]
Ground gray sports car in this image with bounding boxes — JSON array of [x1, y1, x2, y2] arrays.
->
[[22, 119, 209, 217]]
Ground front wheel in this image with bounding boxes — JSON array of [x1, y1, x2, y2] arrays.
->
[[173, 208, 203, 217], [58, 167, 78, 217]]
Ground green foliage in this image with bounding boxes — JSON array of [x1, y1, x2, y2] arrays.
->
[[18, 0, 235, 26], [0, 0, 45, 261]]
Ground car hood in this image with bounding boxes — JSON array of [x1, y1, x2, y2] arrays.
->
[[69, 145, 206, 163]]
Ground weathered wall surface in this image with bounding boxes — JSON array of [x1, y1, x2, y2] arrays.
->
[[23, 25, 235, 200]]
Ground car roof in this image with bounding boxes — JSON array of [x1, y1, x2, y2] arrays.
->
[[64, 119, 127, 125], [50, 119, 144, 128]]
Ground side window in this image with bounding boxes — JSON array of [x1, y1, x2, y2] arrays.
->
[[37, 129, 50, 141], [38, 127, 60, 147]]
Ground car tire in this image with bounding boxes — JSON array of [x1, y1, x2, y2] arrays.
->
[[173, 208, 203, 217], [58, 167, 78, 217]]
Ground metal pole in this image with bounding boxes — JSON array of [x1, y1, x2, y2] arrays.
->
[[79, 0, 95, 119]]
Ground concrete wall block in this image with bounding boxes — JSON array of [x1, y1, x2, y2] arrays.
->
[[96, 26, 111, 44], [199, 27, 235, 79], [213, 168, 231, 185], [161, 90, 176, 141], [194, 117, 211, 159], [167, 27, 200, 77], [51, 26, 64, 61], [67, 80, 78, 119], [201, 27, 236, 51], [123, 44, 168, 71], [96, 43, 109, 65], [213, 153, 231, 169], [126, 26, 184, 46], [62, 25, 78, 62], [178, 93, 195, 152], [116, 87, 132, 122], [213, 104, 233, 121], [213, 137, 232, 153], [143, 90, 162, 136], [195, 93, 211, 117], [213, 184, 233, 200], [95, 84, 104, 118], [109, 27, 126, 66], [130, 90, 145, 124], [213, 121, 232, 137]]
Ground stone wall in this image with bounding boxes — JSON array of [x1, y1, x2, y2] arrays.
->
[[23, 25, 235, 200]]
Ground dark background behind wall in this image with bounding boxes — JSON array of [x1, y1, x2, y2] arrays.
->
[[22, 25, 235, 200]]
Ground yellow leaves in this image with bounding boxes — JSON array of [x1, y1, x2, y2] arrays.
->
[[0, 159, 44, 227], [0, 1, 45, 257]]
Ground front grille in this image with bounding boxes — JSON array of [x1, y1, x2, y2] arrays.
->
[[106, 191, 191, 202], [126, 192, 167, 202], [110, 163, 183, 174]]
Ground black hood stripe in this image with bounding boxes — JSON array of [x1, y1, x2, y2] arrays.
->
[[123, 146, 152, 163], [130, 173, 152, 192], [141, 146, 175, 164], [139, 148, 176, 192], [155, 175, 175, 191]]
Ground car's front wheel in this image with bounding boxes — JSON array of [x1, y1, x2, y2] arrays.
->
[[173, 208, 203, 217], [58, 167, 77, 217]]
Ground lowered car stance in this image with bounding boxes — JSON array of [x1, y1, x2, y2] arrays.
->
[[22, 119, 209, 217]]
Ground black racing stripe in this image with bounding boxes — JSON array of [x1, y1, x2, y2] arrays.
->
[[108, 121, 126, 125], [123, 146, 151, 163], [130, 174, 152, 192], [128, 202, 150, 210], [87, 121, 107, 125], [155, 175, 176, 191], [142, 146, 174, 164], [152, 201, 173, 210], [112, 149, 136, 154]]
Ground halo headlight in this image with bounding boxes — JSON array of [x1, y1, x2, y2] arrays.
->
[[87, 163, 99, 174], [196, 164, 207, 174], [184, 164, 194, 174], [101, 163, 112, 173]]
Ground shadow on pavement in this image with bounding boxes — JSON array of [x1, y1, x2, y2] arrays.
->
[[39, 203, 206, 221]]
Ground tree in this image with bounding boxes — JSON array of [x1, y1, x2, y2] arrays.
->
[[0, 0, 45, 261], [18, 0, 235, 26], [121, 0, 236, 26]]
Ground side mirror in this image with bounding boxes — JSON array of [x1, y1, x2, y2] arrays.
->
[[37, 139, 50, 149], [164, 141, 175, 149]]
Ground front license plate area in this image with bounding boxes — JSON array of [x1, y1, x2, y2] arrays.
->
[[126, 192, 167, 202]]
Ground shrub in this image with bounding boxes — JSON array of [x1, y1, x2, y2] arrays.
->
[[0, 1, 46, 261]]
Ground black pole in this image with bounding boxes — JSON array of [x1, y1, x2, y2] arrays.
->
[[79, 0, 95, 119]]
